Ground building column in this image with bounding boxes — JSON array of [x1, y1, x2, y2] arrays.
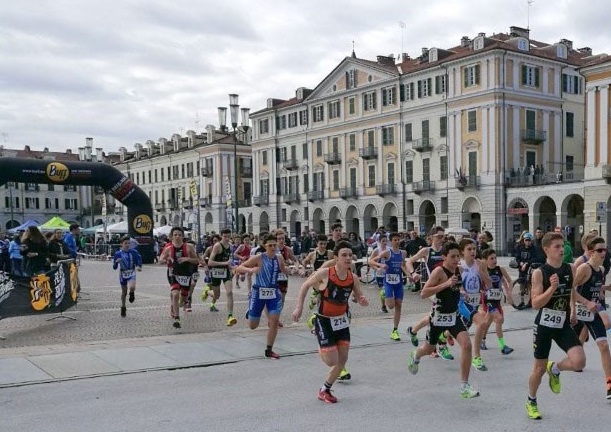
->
[[377, 128, 383, 186], [512, 106, 520, 168], [553, 111, 561, 171], [482, 106, 489, 172], [542, 111, 550, 168], [586, 86, 597, 166], [600, 85, 609, 166], [448, 113, 456, 177], [340, 134, 347, 188]]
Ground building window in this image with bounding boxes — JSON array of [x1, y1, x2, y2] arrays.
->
[[382, 86, 395, 106], [562, 74, 582, 95], [312, 105, 324, 122], [281, 209, 287, 222], [332, 170, 339, 190], [405, 160, 413, 183], [517, 38, 528, 51], [259, 119, 269, 134], [316, 140, 322, 156], [423, 158, 430, 182], [468, 152, 478, 176], [405, 123, 413, 142], [525, 150, 536, 169], [299, 109, 308, 125], [467, 110, 477, 132], [566, 112, 574, 137], [464, 64, 480, 87], [400, 82, 415, 101], [349, 167, 357, 189], [276, 115, 287, 130], [363, 91, 377, 111], [526, 109, 536, 130], [440, 155, 448, 180], [521, 64, 540, 87], [288, 112, 297, 128], [387, 163, 395, 184], [48, 184, 54, 191], [368, 165, 376, 187], [382, 126, 394, 145], [417, 78, 432, 98], [349, 134, 356, 152], [406, 199, 414, 215], [346, 69, 357, 89], [566, 155, 574, 172], [302, 143, 308, 159], [328, 100, 341, 119], [303, 173, 309, 192], [262, 150, 268, 165], [435, 75, 446, 94], [440, 197, 448, 213], [367, 130, 375, 147], [348, 97, 355, 115], [440, 116, 447, 138]]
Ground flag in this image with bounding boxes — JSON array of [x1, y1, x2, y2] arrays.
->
[[101, 194, 107, 217]]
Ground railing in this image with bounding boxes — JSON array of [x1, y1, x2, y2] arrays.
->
[[239, 166, 253, 177], [455, 176, 480, 189], [282, 158, 299, 170], [412, 137, 433, 152], [505, 164, 584, 187], [238, 199, 251, 207], [521, 129, 546, 143], [324, 153, 342, 164], [283, 193, 300, 204], [199, 197, 211, 207], [167, 199, 178, 210], [375, 184, 396, 195], [307, 190, 324, 202], [201, 167, 213, 177], [359, 147, 378, 159], [413, 180, 435, 193], [155, 203, 165, 211], [253, 195, 269, 206], [339, 187, 358, 199]]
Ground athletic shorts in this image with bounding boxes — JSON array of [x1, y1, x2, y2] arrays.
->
[[209, 267, 232, 286], [314, 315, 350, 349], [532, 323, 582, 360], [427, 310, 468, 345], [383, 282, 404, 301], [167, 271, 192, 296], [482, 300, 503, 315], [119, 269, 136, 286], [247, 286, 281, 320], [573, 313, 608, 342], [458, 299, 478, 330]]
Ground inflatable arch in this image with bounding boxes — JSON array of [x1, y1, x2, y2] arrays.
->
[[0, 158, 154, 263]]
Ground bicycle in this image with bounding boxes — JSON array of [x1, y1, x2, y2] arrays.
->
[[358, 259, 375, 284], [511, 263, 542, 310]]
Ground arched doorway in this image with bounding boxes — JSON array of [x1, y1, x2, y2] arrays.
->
[[507, 198, 529, 245], [328, 206, 341, 227], [382, 202, 398, 232], [363, 204, 378, 239], [563, 194, 584, 255], [418, 200, 436, 234], [535, 196, 556, 233], [160, 215, 168, 226], [5, 220, 19, 230], [259, 211, 270, 233], [461, 197, 482, 231], [290, 210, 302, 238], [173, 214, 180, 226], [204, 213, 213, 234], [312, 208, 325, 234], [345, 205, 360, 237]]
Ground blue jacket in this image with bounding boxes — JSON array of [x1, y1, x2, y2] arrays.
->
[[9, 240, 22, 260]]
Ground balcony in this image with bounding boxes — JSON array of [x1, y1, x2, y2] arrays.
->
[[239, 166, 253, 177], [238, 198, 251, 207], [253, 195, 269, 206], [199, 197, 211, 207], [307, 190, 324, 202], [359, 146, 378, 160], [324, 152, 342, 165], [376, 184, 396, 196], [155, 203, 165, 212], [413, 180, 435, 194], [455, 176, 480, 190], [201, 167, 213, 177], [412, 138, 433, 152], [282, 158, 299, 171], [339, 187, 358, 199], [182, 199, 193, 209], [283, 193, 300, 204], [167, 199, 178, 210], [521, 129, 546, 144]]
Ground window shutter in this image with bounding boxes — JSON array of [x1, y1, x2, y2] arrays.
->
[[372, 93, 377, 109], [474, 65, 480, 85], [428, 78, 433, 95], [382, 90, 387, 106], [400, 84, 405, 101], [417, 81, 423, 98], [410, 83, 414, 100], [320, 105, 324, 120], [534, 67, 540, 87], [363, 96, 367, 111], [275, 116, 280, 130], [354, 70, 358, 87], [562, 74, 568, 92], [464, 68, 469, 87], [521, 65, 527, 85], [345, 71, 349, 89], [435, 76, 440, 94], [574, 76, 579, 94]]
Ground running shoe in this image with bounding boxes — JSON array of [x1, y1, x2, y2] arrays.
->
[[201, 286, 210, 302], [173, 318, 181, 329], [306, 314, 316, 331], [438, 345, 454, 361], [460, 383, 480, 399], [338, 368, 351, 381], [546, 361, 561, 394], [185, 301, 192, 313], [480, 340, 488, 350], [227, 315, 237, 326], [210, 304, 219, 312], [407, 326, 419, 347], [381, 305, 389, 313], [379, 290, 385, 301], [120, 306, 126, 317], [407, 350, 419, 375], [128, 292, 135, 303], [472, 356, 488, 371], [390, 329, 401, 341], [501, 345, 514, 355], [318, 388, 337, 403], [525, 400, 542, 420], [606, 379, 611, 400], [265, 350, 280, 360]]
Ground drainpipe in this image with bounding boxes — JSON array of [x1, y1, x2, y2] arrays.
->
[[501, 50, 508, 255]]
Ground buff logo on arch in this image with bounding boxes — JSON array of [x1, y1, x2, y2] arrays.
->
[[0, 157, 155, 263]]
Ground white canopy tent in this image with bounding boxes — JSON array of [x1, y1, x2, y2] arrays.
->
[[96, 221, 128, 234], [153, 225, 173, 237]]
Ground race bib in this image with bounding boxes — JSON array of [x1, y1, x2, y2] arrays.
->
[[385, 274, 400, 284], [277, 272, 288, 282], [433, 312, 456, 327], [121, 270, 135, 279], [174, 275, 191, 287], [211, 268, 227, 278], [258, 287, 276, 300], [487, 289, 503, 301], [465, 293, 481, 306], [330, 313, 349, 331], [540, 308, 566, 328], [575, 303, 594, 322]]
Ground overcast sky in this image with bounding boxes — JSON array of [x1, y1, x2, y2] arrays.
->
[[1, 0, 609, 154]]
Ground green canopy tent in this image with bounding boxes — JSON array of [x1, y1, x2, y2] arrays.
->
[[81, 224, 105, 236], [39, 216, 71, 232]]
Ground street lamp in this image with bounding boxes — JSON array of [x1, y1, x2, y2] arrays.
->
[[218, 94, 250, 234]]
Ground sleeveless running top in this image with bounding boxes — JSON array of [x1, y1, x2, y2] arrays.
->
[[535, 263, 573, 325], [426, 247, 444, 276], [384, 248, 404, 284], [577, 263, 604, 304], [253, 254, 279, 289], [167, 243, 192, 276], [435, 267, 462, 314], [313, 250, 328, 270], [318, 267, 354, 317]]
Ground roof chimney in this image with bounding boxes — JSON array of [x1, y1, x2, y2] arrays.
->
[[401, 53, 410, 61], [376, 55, 395, 66], [461, 36, 470, 47], [509, 26, 530, 39], [206, 125, 215, 144], [560, 38, 573, 50], [578, 47, 592, 56], [478, 32, 486, 38]]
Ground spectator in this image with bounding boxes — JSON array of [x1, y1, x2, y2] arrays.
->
[[20, 226, 49, 276], [405, 231, 427, 257], [349, 232, 367, 259], [8, 234, 23, 276], [534, 227, 544, 249], [48, 229, 72, 264], [476, 232, 490, 259], [0, 235, 9, 272], [63, 223, 80, 259]]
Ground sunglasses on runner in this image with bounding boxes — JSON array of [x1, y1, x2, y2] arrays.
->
[[594, 248, 607, 253]]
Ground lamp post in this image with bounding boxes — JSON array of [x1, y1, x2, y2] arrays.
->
[[218, 94, 250, 234]]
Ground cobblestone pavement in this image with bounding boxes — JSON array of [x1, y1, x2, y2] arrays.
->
[[0, 258, 520, 349]]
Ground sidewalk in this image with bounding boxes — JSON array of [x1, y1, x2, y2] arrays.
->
[[0, 308, 538, 388]]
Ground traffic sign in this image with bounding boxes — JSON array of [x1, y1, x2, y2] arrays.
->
[[596, 201, 607, 223]]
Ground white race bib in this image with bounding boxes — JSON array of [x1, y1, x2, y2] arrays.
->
[[540, 308, 566, 328], [121, 269, 135, 279], [277, 273, 288, 282], [385, 274, 400, 284], [575, 303, 594, 322], [487, 289, 502, 301], [258, 287, 277, 300], [330, 313, 349, 331], [211, 268, 227, 278], [433, 312, 456, 327], [174, 275, 191, 287], [465, 293, 481, 306]]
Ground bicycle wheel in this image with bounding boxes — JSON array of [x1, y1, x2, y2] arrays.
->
[[359, 264, 375, 284], [511, 278, 530, 310]]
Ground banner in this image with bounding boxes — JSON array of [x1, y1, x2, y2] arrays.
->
[[0, 260, 79, 319]]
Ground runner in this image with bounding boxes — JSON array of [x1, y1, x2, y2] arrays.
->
[[159, 227, 199, 329], [300, 234, 334, 330], [368, 236, 389, 313], [234, 234, 252, 291], [206, 228, 237, 326], [292, 240, 369, 403], [112, 236, 142, 317], [275, 230, 297, 327], [525, 232, 585, 420], [407, 241, 480, 399], [371, 232, 409, 341], [571, 236, 611, 400], [235, 234, 287, 359]]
